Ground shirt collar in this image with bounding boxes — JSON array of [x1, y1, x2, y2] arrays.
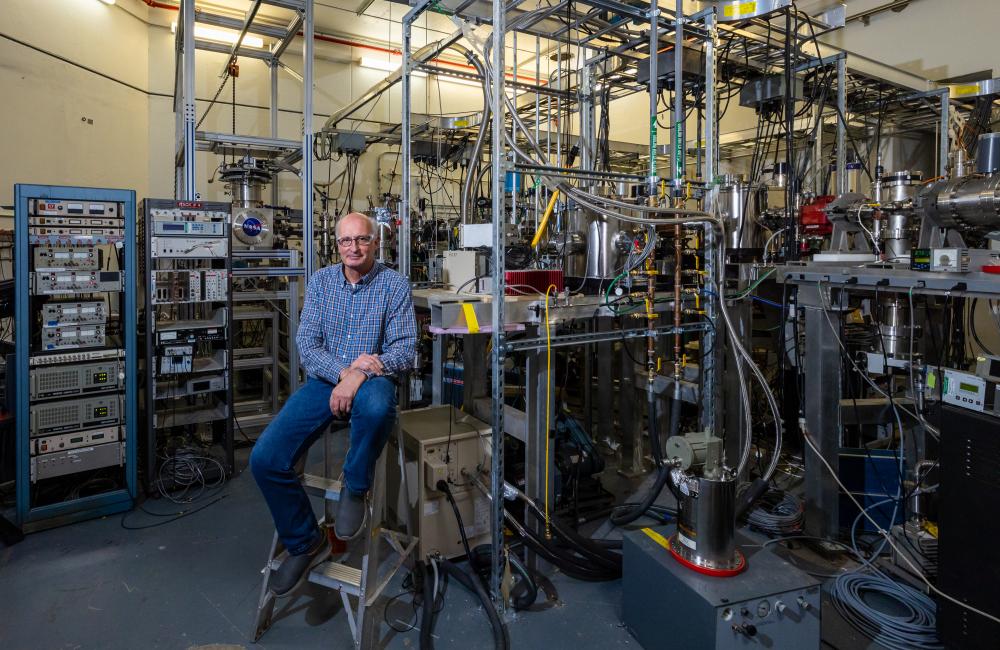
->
[[340, 261, 382, 287]]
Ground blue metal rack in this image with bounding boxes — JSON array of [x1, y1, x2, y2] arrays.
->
[[14, 184, 137, 531]]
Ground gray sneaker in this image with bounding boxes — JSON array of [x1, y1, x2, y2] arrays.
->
[[270, 531, 331, 597], [335, 490, 368, 540]]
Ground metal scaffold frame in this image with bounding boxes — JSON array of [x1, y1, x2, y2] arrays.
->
[[173, 0, 316, 280]]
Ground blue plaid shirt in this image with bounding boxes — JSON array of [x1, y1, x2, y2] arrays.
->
[[296, 262, 417, 385]]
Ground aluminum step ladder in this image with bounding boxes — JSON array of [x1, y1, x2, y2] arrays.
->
[[251, 422, 417, 648]]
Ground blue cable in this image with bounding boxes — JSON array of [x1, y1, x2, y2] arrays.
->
[[750, 295, 783, 308]]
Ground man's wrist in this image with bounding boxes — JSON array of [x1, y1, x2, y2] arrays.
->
[[340, 367, 367, 383]]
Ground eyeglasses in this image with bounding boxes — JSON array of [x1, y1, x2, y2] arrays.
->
[[336, 235, 374, 247]]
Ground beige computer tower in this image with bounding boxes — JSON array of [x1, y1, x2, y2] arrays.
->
[[386, 405, 492, 559]]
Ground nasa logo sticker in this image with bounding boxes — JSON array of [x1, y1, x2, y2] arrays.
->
[[242, 216, 263, 237]]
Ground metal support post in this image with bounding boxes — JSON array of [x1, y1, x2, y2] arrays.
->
[[619, 340, 644, 476], [597, 318, 614, 446], [647, 3, 660, 195], [270, 61, 280, 207], [673, 0, 685, 193], [301, 2, 315, 280], [701, 12, 718, 435], [432, 335, 444, 405], [489, 0, 508, 608], [800, 284, 842, 538], [400, 19, 413, 280], [182, 0, 197, 200], [524, 344, 554, 573], [835, 55, 847, 195], [938, 89, 950, 178]]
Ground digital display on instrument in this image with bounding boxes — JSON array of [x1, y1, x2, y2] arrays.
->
[[93, 372, 108, 383], [960, 382, 980, 393], [161, 223, 185, 231], [93, 406, 108, 417]]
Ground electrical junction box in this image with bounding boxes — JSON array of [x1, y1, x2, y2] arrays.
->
[[623, 526, 821, 650], [442, 250, 487, 291], [739, 75, 805, 109], [635, 45, 706, 88], [459, 223, 493, 249], [386, 405, 492, 560], [332, 132, 366, 156]]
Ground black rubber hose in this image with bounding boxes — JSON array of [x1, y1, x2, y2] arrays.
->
[[503, 510, 612, 578], [609, 393, 681, 526], [439, 559, 510, 650], [420, 561, 434, 650], [470, 545, 539, 610], [438, 481, 474, 559], [506, 513, 619, 581], [511, 489, 622, 570]]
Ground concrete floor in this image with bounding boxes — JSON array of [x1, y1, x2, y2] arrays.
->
[[0, 447, 881, 650]]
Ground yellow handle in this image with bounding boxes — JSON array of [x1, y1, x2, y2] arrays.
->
[[531, 190, 560, 248]]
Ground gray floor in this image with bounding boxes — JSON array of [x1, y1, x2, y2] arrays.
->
[[0, 448, 878, 650]]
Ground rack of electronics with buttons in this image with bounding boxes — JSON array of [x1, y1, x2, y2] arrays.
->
[[13, 184, 138, 531], [139, 198, 234, 491]]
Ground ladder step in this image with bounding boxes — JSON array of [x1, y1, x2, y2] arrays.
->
[[302, 474, 342, 502], [309, 560, 363, 595]]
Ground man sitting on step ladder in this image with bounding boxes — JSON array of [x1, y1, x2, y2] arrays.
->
[[250, 211, 416, 597]]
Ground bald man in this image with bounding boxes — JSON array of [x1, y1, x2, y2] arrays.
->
[[250, 212, 416, 597]]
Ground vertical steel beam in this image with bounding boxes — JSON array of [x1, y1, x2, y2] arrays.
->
[[939, 89, 950, 178], [182, 0, 197, 200], [489, 0, 508, 608], [400, 20, 413, 281], [301, 3, 315, 281], [270, 61, 280, 207], [432, 335, 444, 405], [836, 55, 847, 195], [801, 283, 842, 538], [524, 344, 553, 573], [673, 0, 685, 192], [700, 11, 717, 435], [647, 4, 660, 195]]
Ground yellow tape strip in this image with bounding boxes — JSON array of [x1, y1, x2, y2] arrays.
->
[[642, 527, 671, 551], [462, 302, 480, 333]]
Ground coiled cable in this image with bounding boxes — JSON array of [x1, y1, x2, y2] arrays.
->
[[830, 572, 943, 650]]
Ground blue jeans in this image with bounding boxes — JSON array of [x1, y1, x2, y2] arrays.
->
[[250, 376, 397, 555]]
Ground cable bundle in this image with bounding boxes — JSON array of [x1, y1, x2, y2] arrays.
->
[[155, 447, 226, 504], [830, 572, 943, 650], [746, 489, 804, 536]]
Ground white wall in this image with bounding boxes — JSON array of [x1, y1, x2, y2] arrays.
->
[[824, 0, 999, 81], [0, 0, 151, 207]]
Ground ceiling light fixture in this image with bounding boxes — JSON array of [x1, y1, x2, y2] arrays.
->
[[194, 25, 265, 49], [359, 56, 427, 78]]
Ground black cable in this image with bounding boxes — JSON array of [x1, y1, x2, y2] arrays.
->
[[420, 560, 435, 650], [120, 494, 228, 530], [438, 559, 510, 650]]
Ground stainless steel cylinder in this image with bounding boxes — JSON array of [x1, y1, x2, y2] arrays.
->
[[977, 133, 1000, 175], [879, 170, 922, 204], [220, 157, 272, 209], [918, 174, 1000, 233], [670, 473, 743, 573], [881, 212, 911, 262], [718, 176, 766, 250], [585, 214, 627, 279], [879, 297, 913, 358], [950, 148, 970, 179]]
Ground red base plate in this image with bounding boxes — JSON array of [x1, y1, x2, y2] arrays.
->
[[668, 534, 747, 577]]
